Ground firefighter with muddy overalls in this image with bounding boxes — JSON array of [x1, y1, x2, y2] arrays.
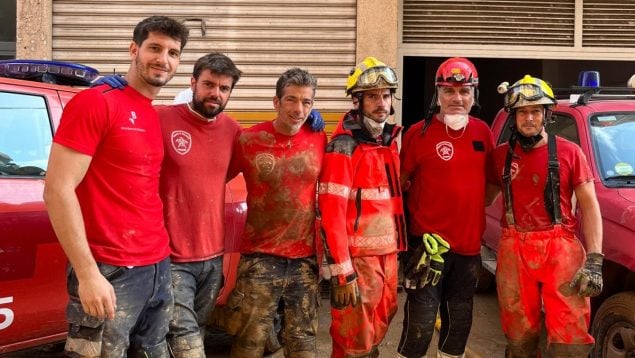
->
[[318, 57, 406, 358], [490, 75, 604, 357]]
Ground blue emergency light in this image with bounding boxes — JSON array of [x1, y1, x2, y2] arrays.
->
[[0, 59, 99, 86], [578, 71, 600, 87]]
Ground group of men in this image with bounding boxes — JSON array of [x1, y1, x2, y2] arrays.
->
[[44, 14, 604, 358]]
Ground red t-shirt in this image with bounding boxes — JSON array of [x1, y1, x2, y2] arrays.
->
[[156, 104, 241, 262], [233, 121, 326, 258], [490, 136, 593, 233], [401, 116, 494, 255], [53, 85, 169, 266]]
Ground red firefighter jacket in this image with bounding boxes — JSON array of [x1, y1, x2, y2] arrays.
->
[[318, 111, 406, 285]]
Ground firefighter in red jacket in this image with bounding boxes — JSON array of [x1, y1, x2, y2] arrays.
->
[[318, 57, 406, 358]]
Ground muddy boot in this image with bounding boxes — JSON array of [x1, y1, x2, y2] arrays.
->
[[437, 351, 465, 358], [505, 335, 540, 358], [356, 347, 380, 358], [548, 343, 592, 358], [369, 346, 380, 358], [168, 335, 205, 358]]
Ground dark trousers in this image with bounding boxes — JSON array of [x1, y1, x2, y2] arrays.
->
[[168, 256, 224, 357], [397, 252, 480, 357]]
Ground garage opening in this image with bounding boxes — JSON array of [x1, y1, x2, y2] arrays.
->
[[402, 57, 635, 131]]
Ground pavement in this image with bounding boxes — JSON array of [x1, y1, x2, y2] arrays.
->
[[208, 288, 507, 357], [5, 289, 508, 357]]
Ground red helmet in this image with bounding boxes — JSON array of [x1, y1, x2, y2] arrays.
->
[[435, 57, 478, 87]]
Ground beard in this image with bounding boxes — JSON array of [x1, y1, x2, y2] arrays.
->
[[191, 89, 226, 118], [135, 60, 172, 87]]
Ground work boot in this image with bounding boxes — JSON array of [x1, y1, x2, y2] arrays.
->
[[548, 343, 592, 357], [168, 335, 205, 358], [437, 351, 465, 358], [505, 335, 540, 358]]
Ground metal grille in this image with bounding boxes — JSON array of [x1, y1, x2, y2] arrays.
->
[[403, 0, 575, 46], [583, 0, 635, 47], [52, 0, 356, 121]]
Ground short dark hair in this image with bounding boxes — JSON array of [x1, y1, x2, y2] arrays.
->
[[275, 68, 317, 99], [132, 16, 189, 51], [192, 53, 242, 88]]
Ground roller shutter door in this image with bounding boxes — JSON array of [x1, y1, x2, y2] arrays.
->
[[583, 0, 635, 47], [403, 0, 575, 46], [401, 0, 635, 60], [52, 0, 356, 127]]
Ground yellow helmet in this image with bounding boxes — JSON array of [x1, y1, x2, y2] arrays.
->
[[346, 57, 398, 95], [503, 75, 557, 109]]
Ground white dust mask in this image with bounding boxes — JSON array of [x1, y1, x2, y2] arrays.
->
[[363, 115, 385, 137], [443, 114, 469, 131]]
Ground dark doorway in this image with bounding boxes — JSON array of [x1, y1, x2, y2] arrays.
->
[[0, 0, 17, 59], [401, 56, 635, 132]]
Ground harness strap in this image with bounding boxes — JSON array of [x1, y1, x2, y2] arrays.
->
[[545, 134, 562, 224], [502, 134, 517, 225], [502, 132, 561, 226]]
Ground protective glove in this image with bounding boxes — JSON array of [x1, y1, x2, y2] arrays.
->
[[427, 234, 450, 286], [91, 74, 127, 90], [307, 109, 325, 132], [403, 243, 429, 288], [403, 233, 450, 289], [330, 279, 360, 310], [569, 252, 603, 297]]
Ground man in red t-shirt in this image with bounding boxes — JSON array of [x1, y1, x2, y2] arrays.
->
[[398, 57, 497, 358], [44, 16, 188, 357], [489, 75, 603, 357], [95, 54, 325, 357], [226, 68, 327, 357], [156, 53, 242, 358]]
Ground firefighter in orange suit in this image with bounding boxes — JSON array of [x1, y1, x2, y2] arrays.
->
[[318, 57, 406, 358]]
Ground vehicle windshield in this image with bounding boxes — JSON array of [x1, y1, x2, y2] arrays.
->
[[590, 112, 635, 185]]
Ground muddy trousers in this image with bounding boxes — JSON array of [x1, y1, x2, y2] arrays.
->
[[167, 256, 224, 358], [397, 252, 480, 358], [330, 253, 398, 358], [64, 258, 173, 358], [496, 226, 594, 358], [227, 254, 319, 358]]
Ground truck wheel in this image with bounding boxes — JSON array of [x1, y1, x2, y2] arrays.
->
[[590, 291, 635, 358]]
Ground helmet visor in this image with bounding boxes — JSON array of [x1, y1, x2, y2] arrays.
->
[[355, 66, 398, 91], [505, 83, 554, 108], [436, 71, 477, 86]]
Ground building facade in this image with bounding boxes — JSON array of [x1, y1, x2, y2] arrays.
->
[[12, 0, 635, 127]]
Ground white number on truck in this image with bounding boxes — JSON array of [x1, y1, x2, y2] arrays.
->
[[0, 296, 15, 330]]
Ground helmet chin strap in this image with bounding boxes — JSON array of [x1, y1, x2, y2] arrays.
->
[[514, 106, 549, 151], [517, 123, 547, 151], [517, 132, 544, 151]]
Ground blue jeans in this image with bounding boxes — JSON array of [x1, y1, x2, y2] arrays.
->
[[227, 254, 319, 358], [167, 256, 224, 357], [64, 257, 172, 358]]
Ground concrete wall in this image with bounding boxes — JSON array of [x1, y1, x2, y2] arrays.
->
[[356, 0, 399, 67], [16, 0, 52, 59]]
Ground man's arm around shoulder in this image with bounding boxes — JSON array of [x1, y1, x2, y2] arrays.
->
[[44, 143, 117, 320]]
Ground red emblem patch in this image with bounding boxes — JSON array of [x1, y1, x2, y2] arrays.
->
[[171, 130, 192, 155], [436, 141, 454, 161]]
